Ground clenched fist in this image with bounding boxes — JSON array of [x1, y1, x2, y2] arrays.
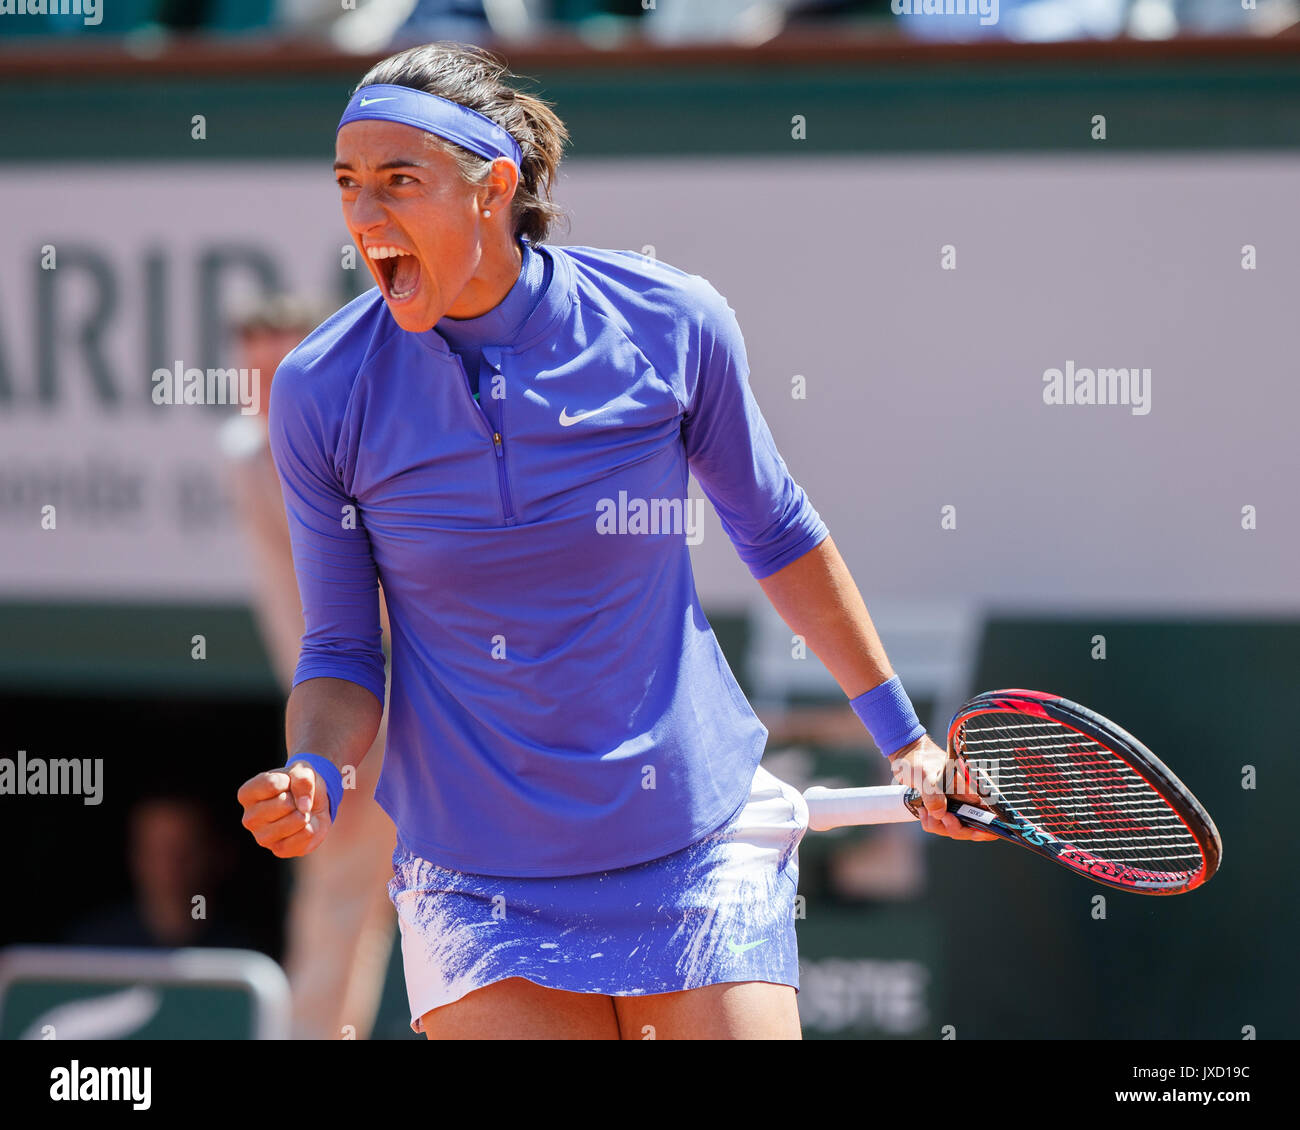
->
[[237, 762, 332, 858]]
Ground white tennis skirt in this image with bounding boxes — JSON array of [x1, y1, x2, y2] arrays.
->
[[389, 764, 809, 1033]]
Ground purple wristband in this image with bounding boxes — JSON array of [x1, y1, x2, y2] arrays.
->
[[285, 754, 343, 823], [850, 676, 927, 757]]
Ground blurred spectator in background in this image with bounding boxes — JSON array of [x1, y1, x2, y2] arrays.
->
[[4, 0, 1292, 43], [892, 0, 1126, 39], [295, 0, 490, 52], [66, 794, 257, 948], [221, 296, 398, 1041], [642, 0, 805, 44], [320, 0, 656, 52], [1174, 0, 1300, 34], [889, 0, 1300, 41]]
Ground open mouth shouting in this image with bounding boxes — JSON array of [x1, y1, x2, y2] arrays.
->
[[367, 243, 422, 304]]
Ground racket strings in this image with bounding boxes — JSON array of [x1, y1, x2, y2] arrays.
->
[[959, 714, 1204, 877]]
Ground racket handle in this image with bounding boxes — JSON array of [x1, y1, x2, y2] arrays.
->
[[803, 785, 922, 831]]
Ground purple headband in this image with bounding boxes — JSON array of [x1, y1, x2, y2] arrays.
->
[[337, 83, 522, 167]]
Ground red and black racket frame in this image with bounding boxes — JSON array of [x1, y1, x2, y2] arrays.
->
[[902, 689, 1223, 895]]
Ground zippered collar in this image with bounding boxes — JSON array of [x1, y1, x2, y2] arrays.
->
[[415, 239, 573, 363]]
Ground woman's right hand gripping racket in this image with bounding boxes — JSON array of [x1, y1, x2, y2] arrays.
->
[[803, 689, 1222, 895]]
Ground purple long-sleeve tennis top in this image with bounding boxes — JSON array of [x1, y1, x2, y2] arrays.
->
[[268, 238, 828, 876]]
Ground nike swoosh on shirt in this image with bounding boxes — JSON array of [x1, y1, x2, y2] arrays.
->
[[359, 97, 398, 107], [726, 939, 768, 956], [558, 403, 618, 427]]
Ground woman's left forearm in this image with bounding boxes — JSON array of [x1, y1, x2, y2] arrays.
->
[[757, 536, 999, 842], [755, 535, 896, 700]]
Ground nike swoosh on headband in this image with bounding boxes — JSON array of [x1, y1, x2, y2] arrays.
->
[[338, 84, 523, 167]]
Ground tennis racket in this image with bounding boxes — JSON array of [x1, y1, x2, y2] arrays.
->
[[802, 688, 1222, 895]]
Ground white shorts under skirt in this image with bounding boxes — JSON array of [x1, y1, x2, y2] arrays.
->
[[389, 764, 809, 1033]]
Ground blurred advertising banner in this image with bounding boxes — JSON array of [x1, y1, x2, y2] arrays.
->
[[0, 156, 1296, 611]]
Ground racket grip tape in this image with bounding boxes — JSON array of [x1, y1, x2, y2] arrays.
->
[[802, 785, 996, 831], [803, 785, 918, 831]]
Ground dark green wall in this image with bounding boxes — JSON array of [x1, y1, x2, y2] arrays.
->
[[925, 617, 1294, 1038], [3, 55, 1300, 163]]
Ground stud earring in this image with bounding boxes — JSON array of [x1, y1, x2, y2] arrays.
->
[[483, 209, 492, 218]]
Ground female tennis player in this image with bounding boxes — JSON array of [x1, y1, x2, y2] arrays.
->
[[236, 41, 994, 1041]]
